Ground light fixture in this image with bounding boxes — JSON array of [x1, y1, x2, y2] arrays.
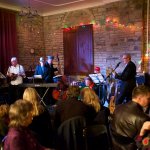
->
[[19, 7, 39, 18], [18, 0, 41, 31]]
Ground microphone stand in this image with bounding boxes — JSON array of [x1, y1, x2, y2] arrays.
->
[[105, 64, 120, 81]]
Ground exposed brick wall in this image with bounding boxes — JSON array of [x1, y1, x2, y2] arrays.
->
[[17, 0, 147, 76], [17, 16, 45, 71]]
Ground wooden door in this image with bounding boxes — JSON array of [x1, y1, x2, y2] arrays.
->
[[63, 24, 93, 75]]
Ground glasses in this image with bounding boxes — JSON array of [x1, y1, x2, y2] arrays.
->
[[123, 57, 128, 59]]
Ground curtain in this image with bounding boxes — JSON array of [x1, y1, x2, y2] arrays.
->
[[0, 9, 17, 74]]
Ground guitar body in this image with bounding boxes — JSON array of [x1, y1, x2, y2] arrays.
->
[[7, 73, 18, 83]]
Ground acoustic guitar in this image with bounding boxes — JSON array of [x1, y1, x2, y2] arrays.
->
[[7, 73, 18, 83]]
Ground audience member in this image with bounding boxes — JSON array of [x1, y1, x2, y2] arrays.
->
[[4, 99, 49, 150], [110, 85, 150, 150], [84, 76, 99, 97], [80, 87, 111, 150], [23, 88, 54, 148], [80, 87, 110, 128], [7, 57, 25, 104], [0, 104, 9, 148], [113, 53, 136, 105], [54, 86, 97, 128]]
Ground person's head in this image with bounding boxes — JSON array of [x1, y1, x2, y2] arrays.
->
[[84, 77, 93, 87], [94, 66, 101, 74], [122, 53, 131, 64], [23, 88, 43, 116], [11, 57, 18, 67], [39, 57, 45, 65], [80, 88, 100, 112], [132, 85, 150, 107], [57, 80, 68, 90], [9, 99, 33, 127], [47, 56, 54, 64], [0, 104, 9, 123], [66, 86, 80, 99]]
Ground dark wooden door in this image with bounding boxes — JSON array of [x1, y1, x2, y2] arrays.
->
[[63, 24, 93, 75]]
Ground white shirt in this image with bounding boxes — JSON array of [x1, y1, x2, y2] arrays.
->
[[7, 64, 25, 85]]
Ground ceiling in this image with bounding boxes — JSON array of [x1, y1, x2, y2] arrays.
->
[[0, 0, 123, 16]]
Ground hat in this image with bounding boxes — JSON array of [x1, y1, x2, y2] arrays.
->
[[39, 57, 44, 62], [95, 66, 100, 71], [47, 56, 54, 60], [11, 57, 17, 62]]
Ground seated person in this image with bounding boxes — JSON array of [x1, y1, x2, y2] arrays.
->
[[52, 80, 68, 102], [23, 87, 54, 148], [0, 104, 9, 148], [84, 76, 99, 98], [54, 86, 97, 128], [110, 85, 150, 150], [4, 99, 49, 150]]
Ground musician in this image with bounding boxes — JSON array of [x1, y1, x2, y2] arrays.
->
[[7, 57, 25, 104], [113, 53, 136, 105], [34, 57, 49, 82], [44, 55, 58, 83], [52, 80, 68, 102], [44, 56, 58, 105]]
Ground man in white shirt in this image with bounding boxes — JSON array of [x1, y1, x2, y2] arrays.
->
[[7, 57, 25, 104], [7, 57, 25, 85]]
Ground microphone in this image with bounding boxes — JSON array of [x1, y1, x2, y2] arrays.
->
[[114, 62, 121, 70], [116, 62, 121, 67]]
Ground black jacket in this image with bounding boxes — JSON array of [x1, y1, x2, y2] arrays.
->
[[110, 101, 150, 150], [44, 62, 58, 83]]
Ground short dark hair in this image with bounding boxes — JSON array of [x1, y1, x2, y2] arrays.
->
[[66, 86, 80, 99], [84, 76, 92, 82], [123, 53, 131, 59], [132, 85, 150, 99]]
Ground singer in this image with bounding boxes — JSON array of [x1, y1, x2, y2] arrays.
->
[[113, 53, 136, 105]]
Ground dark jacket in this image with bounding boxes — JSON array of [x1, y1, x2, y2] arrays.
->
[[44, 62, 58, 83], [115, 61, 136, 82], [115, 61, 136, 104], [54, 98, 97, 128], [110, 101, 150, 150], [28, 109, 53, 148]]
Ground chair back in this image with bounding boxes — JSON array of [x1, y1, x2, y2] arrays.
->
[[85, 124, 110, 150], [56, 116, 87, 150]]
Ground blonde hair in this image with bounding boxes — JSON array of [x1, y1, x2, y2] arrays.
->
[[23, 88, 44, 116], [80, 88, 101, 112], [0, 104, 9, 118], [9, 99, 33, 127]]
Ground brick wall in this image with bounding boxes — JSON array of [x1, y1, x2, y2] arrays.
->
[[17, 0, 147, 76]]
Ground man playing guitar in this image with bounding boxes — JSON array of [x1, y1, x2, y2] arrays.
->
[[7, 57, 25, 85], [7, 57, 25, 104]]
